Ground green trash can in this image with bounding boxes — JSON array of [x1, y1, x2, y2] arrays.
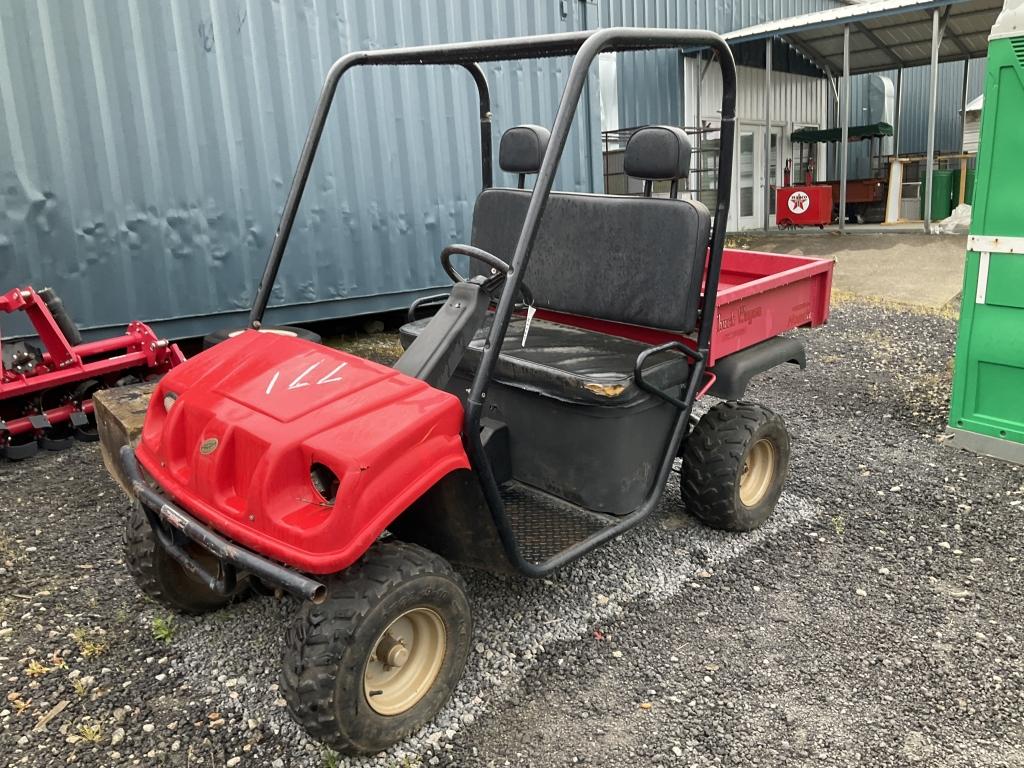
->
[[952, 168, 978, 206], [921, 169, 954, 220], [948, 0, 1024, 465]]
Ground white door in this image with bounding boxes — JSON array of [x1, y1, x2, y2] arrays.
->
[[737, 127, 760, 230], [736, 125, 784, 230]]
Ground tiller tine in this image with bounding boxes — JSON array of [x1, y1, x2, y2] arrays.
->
[[70, 410, 100, 443], [2, 438, 39, 461], [41, 433, 75, 452]]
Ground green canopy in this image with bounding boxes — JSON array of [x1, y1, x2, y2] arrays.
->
[[791, 122, 894, 144]]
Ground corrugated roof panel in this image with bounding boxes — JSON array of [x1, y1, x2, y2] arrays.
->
[[725, 0, 1003, 74]]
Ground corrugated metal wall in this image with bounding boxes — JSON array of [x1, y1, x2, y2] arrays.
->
[[843, 58, 986, 178], [693, 60, 825, 125], [598, 0, 843, 128], [0, 0, 600, 338]]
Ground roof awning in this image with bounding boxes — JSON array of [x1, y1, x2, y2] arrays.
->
[[791, 122, 894, 143], [723, 0, 1002, 76]]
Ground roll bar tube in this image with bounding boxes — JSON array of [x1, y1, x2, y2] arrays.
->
[[248, 28, 733, 328], [248, 60, 492, 327], [461, 63, 494, 190]]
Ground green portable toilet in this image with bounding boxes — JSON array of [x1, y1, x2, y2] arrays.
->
[[948, 0, 1024, 464]]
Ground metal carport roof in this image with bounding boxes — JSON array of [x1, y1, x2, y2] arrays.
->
[[717, 0, 1005, 234], [723, 0, 1003, 76]]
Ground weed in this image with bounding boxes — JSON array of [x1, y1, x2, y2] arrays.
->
[[77, 722, 102, 743], [322, 748, 341, 768], [0, 534, 17, 561], [71, 678, 89, 697], [152, 616, 175, 644], [832, 515, 846, 536], [12, 698, 30, 714], [829, 289, 959, 321], [71, 628, 108, 659], [25, 659, 51, 678]]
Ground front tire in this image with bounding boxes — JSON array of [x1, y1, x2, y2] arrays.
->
[[281, 541, 472, 755], [124, 505, 248, 614], [680, 401, 790, 531]]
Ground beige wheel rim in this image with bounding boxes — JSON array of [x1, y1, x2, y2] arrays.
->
[[363, 607, 446, 716], [739, 438, 776, 507]]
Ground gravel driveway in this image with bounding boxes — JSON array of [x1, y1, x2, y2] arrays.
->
[[2, 297, 1021, 767]]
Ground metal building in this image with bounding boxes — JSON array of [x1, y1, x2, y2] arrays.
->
[[0, 0, 599, 339], [0, 0, 982, 337]]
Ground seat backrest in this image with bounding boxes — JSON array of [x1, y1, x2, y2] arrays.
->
[[499, 124, 550, 189], [472, 126, 711, 332]]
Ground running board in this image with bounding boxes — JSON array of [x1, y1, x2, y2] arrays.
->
[[499, 482, 618, 566]]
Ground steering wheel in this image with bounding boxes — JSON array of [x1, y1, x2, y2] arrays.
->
[[440, 244, 533, 307]]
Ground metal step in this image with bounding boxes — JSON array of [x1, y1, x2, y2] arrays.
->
[[499, 481, 617, 565]]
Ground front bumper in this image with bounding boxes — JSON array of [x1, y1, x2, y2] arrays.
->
[[120, 446, 326, 603]]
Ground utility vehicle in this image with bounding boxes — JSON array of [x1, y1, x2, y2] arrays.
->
[[120, 28, 833, 754]]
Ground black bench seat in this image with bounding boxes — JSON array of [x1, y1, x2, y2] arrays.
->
[[399, 313, 688, 406], [398, 123, 709, 410]]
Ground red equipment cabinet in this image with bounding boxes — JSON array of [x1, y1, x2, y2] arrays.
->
[[775, 184, 833, 229]]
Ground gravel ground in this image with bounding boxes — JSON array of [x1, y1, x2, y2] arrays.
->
[[2, 297, 1022, 767]]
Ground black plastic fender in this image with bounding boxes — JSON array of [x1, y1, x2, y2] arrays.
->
[[707, 337, 806, 401]]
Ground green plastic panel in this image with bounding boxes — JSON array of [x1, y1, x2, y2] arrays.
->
[[948, 35, 1024, 461]]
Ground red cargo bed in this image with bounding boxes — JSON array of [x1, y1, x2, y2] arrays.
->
[[709, 248, 834, 365], [535, 247, 834, 369]]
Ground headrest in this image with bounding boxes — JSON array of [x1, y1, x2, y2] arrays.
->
[[499, 125, 551, 174], [624, 126, 692, 180]]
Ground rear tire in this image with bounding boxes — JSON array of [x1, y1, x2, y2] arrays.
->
[[124, 505, 248, 615], [680, 401, 790, 532], [281, 541, 472, 755], [202, 325, 322, 350]]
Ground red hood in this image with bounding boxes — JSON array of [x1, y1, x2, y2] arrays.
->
[[136, 331, 469, 573]]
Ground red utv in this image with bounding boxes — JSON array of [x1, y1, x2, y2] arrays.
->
[[120, 28, 832, 754]]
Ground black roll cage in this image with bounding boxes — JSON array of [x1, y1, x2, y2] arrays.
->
[[249, 27, 737, 576]]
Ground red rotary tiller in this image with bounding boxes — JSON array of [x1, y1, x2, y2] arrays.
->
[[0, 286, 184, 460]]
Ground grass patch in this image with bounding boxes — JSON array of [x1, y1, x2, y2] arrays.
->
[[71, 628, 108, 659], [830, 288, 960, 321], [151, 616, 175, 644], [77, 721, 103, 743], [25, 659, 51, 678]]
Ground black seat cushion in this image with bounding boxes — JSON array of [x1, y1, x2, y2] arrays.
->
[[471, 188, 710, 333], [400, 314, 688, 406]]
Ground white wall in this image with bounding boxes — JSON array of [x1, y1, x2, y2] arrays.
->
[[686, 59, 828, 230]]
